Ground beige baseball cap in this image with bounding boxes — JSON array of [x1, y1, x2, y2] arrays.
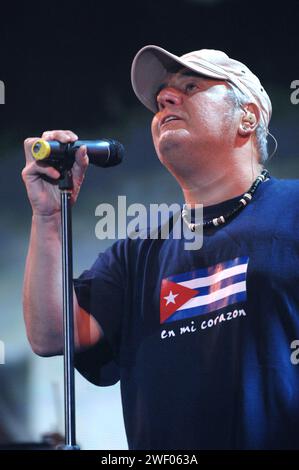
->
[[131, 45, 272, 130]]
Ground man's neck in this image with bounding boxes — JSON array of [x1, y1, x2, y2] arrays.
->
[[180, 161, 263, 207]]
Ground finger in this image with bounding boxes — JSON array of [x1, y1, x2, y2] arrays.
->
[[63, 130, 79, 140], [41, 130, 78, 143], [22, 160, 61, 182], [74, 145, 89, 169], [24, 137, 40, 164], [72, 146, 89, 188]]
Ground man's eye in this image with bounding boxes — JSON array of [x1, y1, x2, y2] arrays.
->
[[185, 83, 197, 92]]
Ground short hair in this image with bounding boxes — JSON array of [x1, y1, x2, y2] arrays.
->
[[226, 84, 268, 164]]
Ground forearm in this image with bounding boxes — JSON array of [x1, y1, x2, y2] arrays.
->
[[23, 212, 102, 355], [23, 212, 65, 355]]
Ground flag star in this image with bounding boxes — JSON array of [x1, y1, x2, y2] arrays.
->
[[164, 290, 179, 306]]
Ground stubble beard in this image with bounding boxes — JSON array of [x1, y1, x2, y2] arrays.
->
[[156, 129, 202, 181], [157, 128, 190, 162]]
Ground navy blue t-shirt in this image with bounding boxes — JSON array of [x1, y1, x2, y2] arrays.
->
[[74, 177, 299, 450]]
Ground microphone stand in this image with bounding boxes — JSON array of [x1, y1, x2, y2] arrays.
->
[[29, 139, 123, 450], [56, 169, 80, 450]]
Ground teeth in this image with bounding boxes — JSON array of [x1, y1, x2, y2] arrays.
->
[[164, 116, 178, 124]]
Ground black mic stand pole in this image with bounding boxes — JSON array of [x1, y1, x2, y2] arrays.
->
[[57, 169, 80, 450]]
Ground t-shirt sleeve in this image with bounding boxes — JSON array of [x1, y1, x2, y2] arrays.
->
[[73, 240, 127, 386]]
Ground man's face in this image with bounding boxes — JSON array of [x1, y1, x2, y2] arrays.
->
[[151, 68, 238, 176]]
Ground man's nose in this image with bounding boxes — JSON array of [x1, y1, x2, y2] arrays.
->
[[157, 87, 183, 109]]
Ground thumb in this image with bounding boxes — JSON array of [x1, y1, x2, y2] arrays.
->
[[73, 145, 89, 180], [71, 146, 89, 203]]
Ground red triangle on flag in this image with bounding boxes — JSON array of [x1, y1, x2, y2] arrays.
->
[[160, 279, 199, 324]]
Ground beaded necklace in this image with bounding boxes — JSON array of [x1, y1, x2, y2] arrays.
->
[[182, 169, 270, 232]]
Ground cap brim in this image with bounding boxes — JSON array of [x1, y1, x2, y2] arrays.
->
[[131, 45, 228, 113]]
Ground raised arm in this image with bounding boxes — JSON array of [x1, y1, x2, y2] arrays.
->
[[22, 130, 102, 356]]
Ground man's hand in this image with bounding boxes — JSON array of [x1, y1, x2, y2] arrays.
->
[[22, 130, 89, 216]]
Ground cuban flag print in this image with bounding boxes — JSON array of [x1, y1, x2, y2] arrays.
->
[[160, 256, 249, 324]]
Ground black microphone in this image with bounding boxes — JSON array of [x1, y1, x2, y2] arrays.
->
[[31, 138, 124, 169]]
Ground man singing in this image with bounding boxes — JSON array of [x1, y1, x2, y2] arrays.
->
[[22, 45, 299, 450]]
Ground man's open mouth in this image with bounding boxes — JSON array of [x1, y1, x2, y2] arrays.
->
[[160, 115, 182, 127]]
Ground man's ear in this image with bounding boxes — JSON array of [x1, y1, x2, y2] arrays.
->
[[238, 103, 260, 137]]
